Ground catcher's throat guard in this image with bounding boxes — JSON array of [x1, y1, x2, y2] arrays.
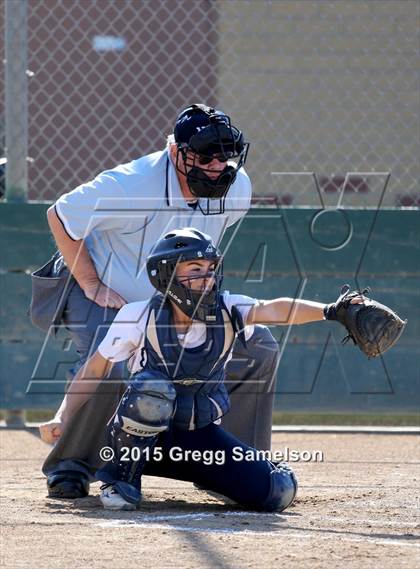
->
[[324, 284, 407, 359]]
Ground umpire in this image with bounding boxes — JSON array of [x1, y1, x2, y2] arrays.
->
[[37, 103, 280, 499]]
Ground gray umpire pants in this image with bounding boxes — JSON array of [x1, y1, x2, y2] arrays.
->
[[42, 282, 280, 480]]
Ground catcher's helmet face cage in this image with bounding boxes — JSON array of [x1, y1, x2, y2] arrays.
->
[[174, 104, 249, 215], [147, 228, 223, 322]]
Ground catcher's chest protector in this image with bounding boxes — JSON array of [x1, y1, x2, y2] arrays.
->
[[142, 295, 236, 430]]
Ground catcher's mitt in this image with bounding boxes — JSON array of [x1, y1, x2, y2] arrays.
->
[[324, 284, 407, 359]]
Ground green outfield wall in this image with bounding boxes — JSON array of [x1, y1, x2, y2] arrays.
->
[[0, 203, 418, 414]]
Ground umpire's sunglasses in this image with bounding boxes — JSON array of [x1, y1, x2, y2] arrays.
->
[[197, 153, 231, 165]]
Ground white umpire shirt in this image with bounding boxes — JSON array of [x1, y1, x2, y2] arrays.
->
[[55, 149, 252, 302]]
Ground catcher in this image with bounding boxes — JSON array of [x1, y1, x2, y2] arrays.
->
[[39, 228, 405, 511]]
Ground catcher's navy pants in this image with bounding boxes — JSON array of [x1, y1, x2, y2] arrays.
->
[[43, 281, 279, 481], [143, 423, 274, 509]]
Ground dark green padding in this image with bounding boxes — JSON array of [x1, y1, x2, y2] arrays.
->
[[0, 203, 418, 412]]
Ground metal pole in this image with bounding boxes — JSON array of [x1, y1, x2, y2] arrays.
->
[[5, 0, 28, 203], [4, 409, 26, 428], [4, 0, 28, 426]]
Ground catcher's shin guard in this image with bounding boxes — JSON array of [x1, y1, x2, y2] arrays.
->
[[96, 371, 176, 504], [260, 462, 298, 512]]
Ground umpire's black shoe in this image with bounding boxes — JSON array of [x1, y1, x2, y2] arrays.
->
[[47, 472, 90, 499]]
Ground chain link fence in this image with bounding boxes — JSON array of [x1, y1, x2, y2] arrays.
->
[[1, 0, 419, 206]]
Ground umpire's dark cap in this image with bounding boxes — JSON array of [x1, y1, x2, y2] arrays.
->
[[174, 103, 228, 145]]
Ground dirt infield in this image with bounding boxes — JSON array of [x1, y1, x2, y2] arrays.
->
[[1, 430, 419, 569]]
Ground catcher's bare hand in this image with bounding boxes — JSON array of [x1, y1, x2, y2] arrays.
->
[[39, 418, 65, 444], [83, 281, 126, 309]]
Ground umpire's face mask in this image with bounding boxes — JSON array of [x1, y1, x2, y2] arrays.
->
[[176, 121, 249, 215], [185, 153, 236, 198]]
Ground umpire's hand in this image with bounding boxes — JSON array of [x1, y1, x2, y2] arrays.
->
[[83, 281, 127, 310], [39, 418, 64, 444]]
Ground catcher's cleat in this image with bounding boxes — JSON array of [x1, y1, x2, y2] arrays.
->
[[47, 472, 89, 499], [100, 483, 137, 511]]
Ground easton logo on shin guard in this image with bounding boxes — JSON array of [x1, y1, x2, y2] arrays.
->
[[121, 416, 167, 437]]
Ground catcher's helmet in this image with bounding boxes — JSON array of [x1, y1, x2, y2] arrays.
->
[[173, 104, 249, 215], [146, 228, 223, 322]]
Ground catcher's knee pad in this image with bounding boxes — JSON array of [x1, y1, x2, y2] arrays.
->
[[96, 371, 176, 504], [115, 370, 177, 437], [260, 462, 298, 512]]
